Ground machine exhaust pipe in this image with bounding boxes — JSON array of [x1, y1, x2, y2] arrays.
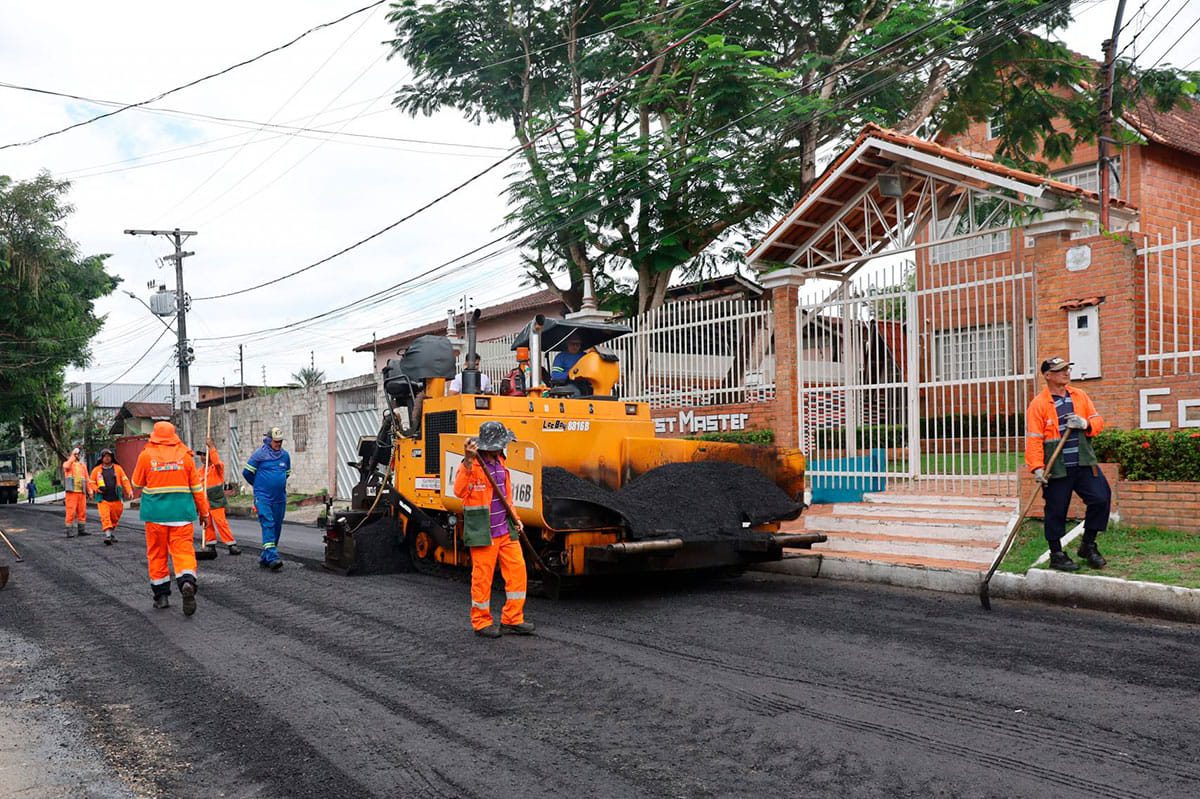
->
[[461, 307, 482, 394], [529, 313, 545, 388], [606, 538, 684, 554]]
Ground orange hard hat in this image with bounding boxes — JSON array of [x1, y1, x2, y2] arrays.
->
[[516, 346, 530, 360]]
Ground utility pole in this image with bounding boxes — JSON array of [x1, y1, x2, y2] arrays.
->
[[239, 344, 245, 400], [125, 228, 197, 446], [1098, 0, 1128, 232]]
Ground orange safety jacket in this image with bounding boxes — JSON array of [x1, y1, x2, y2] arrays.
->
[[132, 422, 210, 524], [89, 463, 133, 501], [203, 448, 228, 509], [453, 455, 516, 547], [1025, 385, 1105, 477], [62, 455, 89, 495]]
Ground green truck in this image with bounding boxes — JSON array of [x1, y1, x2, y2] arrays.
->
[[0, 450, 20, 503]]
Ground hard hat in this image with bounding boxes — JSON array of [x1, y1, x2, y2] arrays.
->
[[269, 426, 285, 441], [515, 346, 530, 361], [476, 421, 516, 452]]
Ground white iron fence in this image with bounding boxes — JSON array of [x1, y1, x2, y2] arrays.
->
[[797, 257, 1035, 500], [608, 298, 775, 407], [1138, 224, 1200, 376]]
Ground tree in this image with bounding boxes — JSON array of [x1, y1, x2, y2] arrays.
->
[[388, 1, 1195, 313], [291, 366, 326, 388], [0, 172, 119, 461]]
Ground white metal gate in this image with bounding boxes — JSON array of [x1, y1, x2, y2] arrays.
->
[[334, 388, 378, 500], [797, 257, 1035, 501]]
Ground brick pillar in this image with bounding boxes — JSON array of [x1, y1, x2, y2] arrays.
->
[[1029, 222, 1141, 428], [760, 269, 806, 449]]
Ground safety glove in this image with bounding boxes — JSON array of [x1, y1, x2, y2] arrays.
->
[[1066, 414, 1088, 430], [1033, 468, 1048, 486]]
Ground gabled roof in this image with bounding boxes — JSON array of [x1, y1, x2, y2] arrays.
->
[[355, 288, 569, 353], [747, 124, 1133, 269], [109, 402, 172, 434], [1125, 98, 1200, 159]]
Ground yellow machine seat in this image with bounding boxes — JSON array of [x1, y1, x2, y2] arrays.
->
[[569, 348, 620, 397]]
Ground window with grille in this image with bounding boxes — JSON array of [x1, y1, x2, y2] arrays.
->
[[933, 324, 1013, 380], [1053, 161, 1119, 238], [929, 214, 1011, 264], [986, 116, 1005, 140], [292, 414, 308, 452]]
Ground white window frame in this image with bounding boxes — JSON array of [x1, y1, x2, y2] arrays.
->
[[929, 213, 1011, 264], [1053, 160, 1119, 238], [933, 323, 1014, 380], [986, 116, 1005, 140]]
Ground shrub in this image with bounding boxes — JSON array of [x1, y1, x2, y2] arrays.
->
[[1092, 429, 1200, 481], [692, 428, 775, 446]]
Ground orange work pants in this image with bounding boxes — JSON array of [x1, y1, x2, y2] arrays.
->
[[469, 534, 527, 630], [145, 522, 198, 596], [64, 492, 87, 526], [97, 500, 124, 532], [202, 507, 237, 546]]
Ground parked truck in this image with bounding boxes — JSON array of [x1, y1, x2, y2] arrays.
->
[[0, 450, 21, 504]]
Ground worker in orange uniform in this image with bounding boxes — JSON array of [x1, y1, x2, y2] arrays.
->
[[197, 436, 240, 555], [131, 422, 210, 616], [453, 421, 535, 638], [89, 449, 132, 545], [62, 446, 91, 538]]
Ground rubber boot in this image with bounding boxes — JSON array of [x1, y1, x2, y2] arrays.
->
[[76, 522, 89, 536], [66, 525, 75, 538]]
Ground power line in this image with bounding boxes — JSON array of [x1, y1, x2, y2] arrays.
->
[[0, 1, 388, 151]]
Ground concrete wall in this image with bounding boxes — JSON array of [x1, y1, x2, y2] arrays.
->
[[192, 373, 379, 495]]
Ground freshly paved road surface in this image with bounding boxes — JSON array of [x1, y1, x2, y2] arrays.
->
[[2, 504, 1198, 798]]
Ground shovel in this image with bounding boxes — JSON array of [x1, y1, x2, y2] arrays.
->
[[0, 525, 23, 562], [472, 448, 560, 595], [979, 433, 1069, 610], [195, 408, 218, 561]]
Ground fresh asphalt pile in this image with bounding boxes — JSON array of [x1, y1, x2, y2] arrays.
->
[[542, 462, 801, 540], [345, 515, 409, 575]]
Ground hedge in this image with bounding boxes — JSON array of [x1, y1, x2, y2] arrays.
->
[[1092, 429, 1200, 481], [692, 429, 776, 446]]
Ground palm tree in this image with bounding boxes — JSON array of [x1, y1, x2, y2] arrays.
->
[[291, 366, 325, 388]]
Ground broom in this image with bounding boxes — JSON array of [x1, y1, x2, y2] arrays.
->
[[195, 407, 218, 560]]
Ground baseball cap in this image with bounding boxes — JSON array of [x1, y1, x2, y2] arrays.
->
[[1040, 357, 1073, 373], [269, 426, 285, 441]]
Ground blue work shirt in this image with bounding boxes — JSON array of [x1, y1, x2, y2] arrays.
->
[[550, 350, 584, 384], [243, 443, 291, 502]]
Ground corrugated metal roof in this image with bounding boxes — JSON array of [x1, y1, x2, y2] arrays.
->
[[67, 382, 174, 409]]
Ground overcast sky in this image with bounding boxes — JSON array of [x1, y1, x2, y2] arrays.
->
[[1, 0, 1196, 392]]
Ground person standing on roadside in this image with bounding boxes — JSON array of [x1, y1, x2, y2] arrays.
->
[[197, 437, 241, 556], [62, 447, 90, 538], [1025, 357, 1110, 572], [26, 478, 36, 504], [453, 421, 535, 639], [242, 426, 290, 571], [131, 422, 210, 615], [89, 449, 132, 545]]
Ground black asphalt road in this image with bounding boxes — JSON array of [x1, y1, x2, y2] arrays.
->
[[2, 504, 1198, 799]]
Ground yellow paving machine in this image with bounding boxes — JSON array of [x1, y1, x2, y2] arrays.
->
[[324, 313, 819, 592]]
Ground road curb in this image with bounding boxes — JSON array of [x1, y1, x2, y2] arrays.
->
[[753, 554, 1200, 623]]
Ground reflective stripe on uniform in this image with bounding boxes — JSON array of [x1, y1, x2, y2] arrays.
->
[[1027, 432, 1044, 438], [151, 575, 171, 585], [263, 541, 277, 549], [471, 600, 489, 610], [177, 569, 196, 579], [506, 591, 526, 600], [244, 464, 257, 473]]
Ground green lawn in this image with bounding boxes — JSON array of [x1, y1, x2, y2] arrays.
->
[[879, 452, 1022, 475], [1000, 520, 1200, 589]]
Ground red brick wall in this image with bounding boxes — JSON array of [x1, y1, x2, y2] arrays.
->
[[1118, 481, 1200, 534], [1136, 143, 1200, 237]]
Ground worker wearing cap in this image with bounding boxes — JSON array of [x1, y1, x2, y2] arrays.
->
[[549, 334, 585, 385], [131, 421, 210, 615], [1025, 357, 1110, 572], [197, 436, 241, 556], [243, 426, 291, 571], [453, 421, 535, 638], [89, 449, 132, 545], [62, 447, 91, 538], [502, 347, 531, 396]]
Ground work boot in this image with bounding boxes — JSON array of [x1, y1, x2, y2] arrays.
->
[[66, 526, 75, 538], [227, 543, 242, 555], [103, 531, 114, 546], [1049, 551, 1080, 572], [1078, 542, 1107, 569], [501, 621, 536, 636], [204, 543, 218, 558], [474, 625, 502, 639], [269, 560, 283, 572], [153, 595, 170, 610], [77, 523, 89, 536], [181, 583, 197, 617]]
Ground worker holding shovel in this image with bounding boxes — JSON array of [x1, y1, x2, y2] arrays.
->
[[454, 421, 535, 639], [197, 437, 241, 556], [1025, 357, 1111, 572]]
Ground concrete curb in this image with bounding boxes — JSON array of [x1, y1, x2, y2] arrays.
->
[[754, 554, 1200, 623]]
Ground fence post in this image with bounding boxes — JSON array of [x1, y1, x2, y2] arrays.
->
[[760, 269, 808, 449]]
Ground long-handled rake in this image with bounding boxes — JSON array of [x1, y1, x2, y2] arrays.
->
[[0, 525, 23, 562], [979, 433, 1069, 610], [195, 407, 218, 561]]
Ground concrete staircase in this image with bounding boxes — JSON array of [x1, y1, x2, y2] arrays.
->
[[780, 493, 1018, 571]]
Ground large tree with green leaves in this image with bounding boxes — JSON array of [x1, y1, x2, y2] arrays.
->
[[389, 0, 1195, 312], [0, 172, 119, 461]]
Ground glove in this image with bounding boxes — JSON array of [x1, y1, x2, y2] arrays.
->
[[1066, 414, 1088, 430], [1033, 468, 1048, 486]]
